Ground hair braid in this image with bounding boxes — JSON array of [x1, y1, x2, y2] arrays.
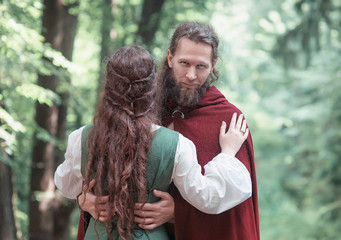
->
[[83, 45, 160, 240]]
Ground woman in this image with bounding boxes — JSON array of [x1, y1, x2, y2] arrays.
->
[[55, 45, 251, 240]]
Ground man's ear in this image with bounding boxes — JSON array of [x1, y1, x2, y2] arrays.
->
[[211, 61, 217, 73], [167, 49, 173, 68]]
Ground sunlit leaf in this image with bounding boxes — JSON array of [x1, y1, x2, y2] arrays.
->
[[15, 83, 61, 106]]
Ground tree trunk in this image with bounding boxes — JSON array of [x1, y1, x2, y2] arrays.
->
[[136, 0, 166, 47], [53, 2, 79, 240], [29, 0, 79, 239], [0, 149, 17, 240], [0, 88, 17, 240], [29, 1, 63, 238], [96, 0, 116, 100]]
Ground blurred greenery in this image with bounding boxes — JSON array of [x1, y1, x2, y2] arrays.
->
[[1, 0, 340, 239]]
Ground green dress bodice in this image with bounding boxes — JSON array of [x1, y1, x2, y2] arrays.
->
[[81, 125, 179, 240]]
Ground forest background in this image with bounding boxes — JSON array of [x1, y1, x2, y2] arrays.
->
[[1, 0, 340, 239]]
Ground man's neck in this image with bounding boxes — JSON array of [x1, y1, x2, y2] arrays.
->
[[167, 122, 174, 130]]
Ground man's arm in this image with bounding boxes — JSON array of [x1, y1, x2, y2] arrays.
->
[[77, 179, 111, 222], [134, 189, 174, 230], [79, 187, 174, 229]]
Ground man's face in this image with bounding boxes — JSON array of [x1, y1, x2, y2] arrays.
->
[[167, 37, 216, 106]]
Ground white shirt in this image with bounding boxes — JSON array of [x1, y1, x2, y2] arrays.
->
[[54, 125, 251, 214]]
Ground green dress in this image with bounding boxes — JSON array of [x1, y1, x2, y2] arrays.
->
[[81, 125, 179, 240]]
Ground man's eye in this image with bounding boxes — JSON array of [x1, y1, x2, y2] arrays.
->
[[197, 64, 206, 69], [180, 61, 188, 65]]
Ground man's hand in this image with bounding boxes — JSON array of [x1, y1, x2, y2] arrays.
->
[[134, 190, 174, 230], [77, 179, 111, 222]]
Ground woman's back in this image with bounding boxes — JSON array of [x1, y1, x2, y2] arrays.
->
[[83, 127, 179, 240], [82, 45, 159, 240]]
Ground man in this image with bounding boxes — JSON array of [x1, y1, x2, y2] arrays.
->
[[135, 21, 259, 240], [77, 21, 259, 240]]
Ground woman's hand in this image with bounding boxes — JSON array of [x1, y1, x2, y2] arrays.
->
[[219, 112, 249, 156]]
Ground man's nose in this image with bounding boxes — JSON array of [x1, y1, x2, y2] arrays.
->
[[185, 67, 196, 81]]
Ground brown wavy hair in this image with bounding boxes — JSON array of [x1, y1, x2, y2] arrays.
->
[[83, 45, 159, 240]]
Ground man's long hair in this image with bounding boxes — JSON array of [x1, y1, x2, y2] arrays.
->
[[83, 45, 159, 240], [159, 21, 220, 107]]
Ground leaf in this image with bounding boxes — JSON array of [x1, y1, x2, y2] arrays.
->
[[15, 83, 61, 106], [0, 108, 25, 132]]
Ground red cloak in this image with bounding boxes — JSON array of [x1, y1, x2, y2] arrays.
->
[[163, 86, 260, 240]]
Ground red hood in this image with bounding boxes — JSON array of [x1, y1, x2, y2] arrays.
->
[[162, 86, 226, 126]]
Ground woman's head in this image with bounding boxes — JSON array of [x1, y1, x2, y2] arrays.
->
[[104, 45, 158, 119], [84, 46, 159, 240]]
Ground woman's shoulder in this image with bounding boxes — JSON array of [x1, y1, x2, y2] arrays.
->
[[67, 125, 88, 142], [156, 125, 180, 136]]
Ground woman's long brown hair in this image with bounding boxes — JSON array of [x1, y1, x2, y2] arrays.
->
[[83, 45, 159, 240]]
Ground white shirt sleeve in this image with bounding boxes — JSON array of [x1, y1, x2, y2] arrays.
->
[[54, 126, 85, 199], [171, 133, 252, 214]]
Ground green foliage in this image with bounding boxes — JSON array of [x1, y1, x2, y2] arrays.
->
[[0, 0, 74, 162], [222, 0, 340, 239], [0, 0, 80, 238], [206, 0, 341, 238]]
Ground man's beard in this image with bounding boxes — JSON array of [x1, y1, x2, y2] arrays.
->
[[167, 72, 209, 107]]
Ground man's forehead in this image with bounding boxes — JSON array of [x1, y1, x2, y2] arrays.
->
[[176, 37, 212, 50], [174, 38, 213, 63]]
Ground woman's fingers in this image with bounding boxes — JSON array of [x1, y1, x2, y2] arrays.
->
[[229, 112, 237, 130], [236, 113, 243, 130], [243, 128, 249, 139], [241, 119, 247, 133], [220, 121, 227, 136]]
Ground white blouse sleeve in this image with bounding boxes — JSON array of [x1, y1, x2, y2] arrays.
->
[[54, 126, 85, 199], [171, 133, 252, 214]]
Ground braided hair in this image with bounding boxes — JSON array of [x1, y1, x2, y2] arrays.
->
[[83, 45, 159, 240]]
